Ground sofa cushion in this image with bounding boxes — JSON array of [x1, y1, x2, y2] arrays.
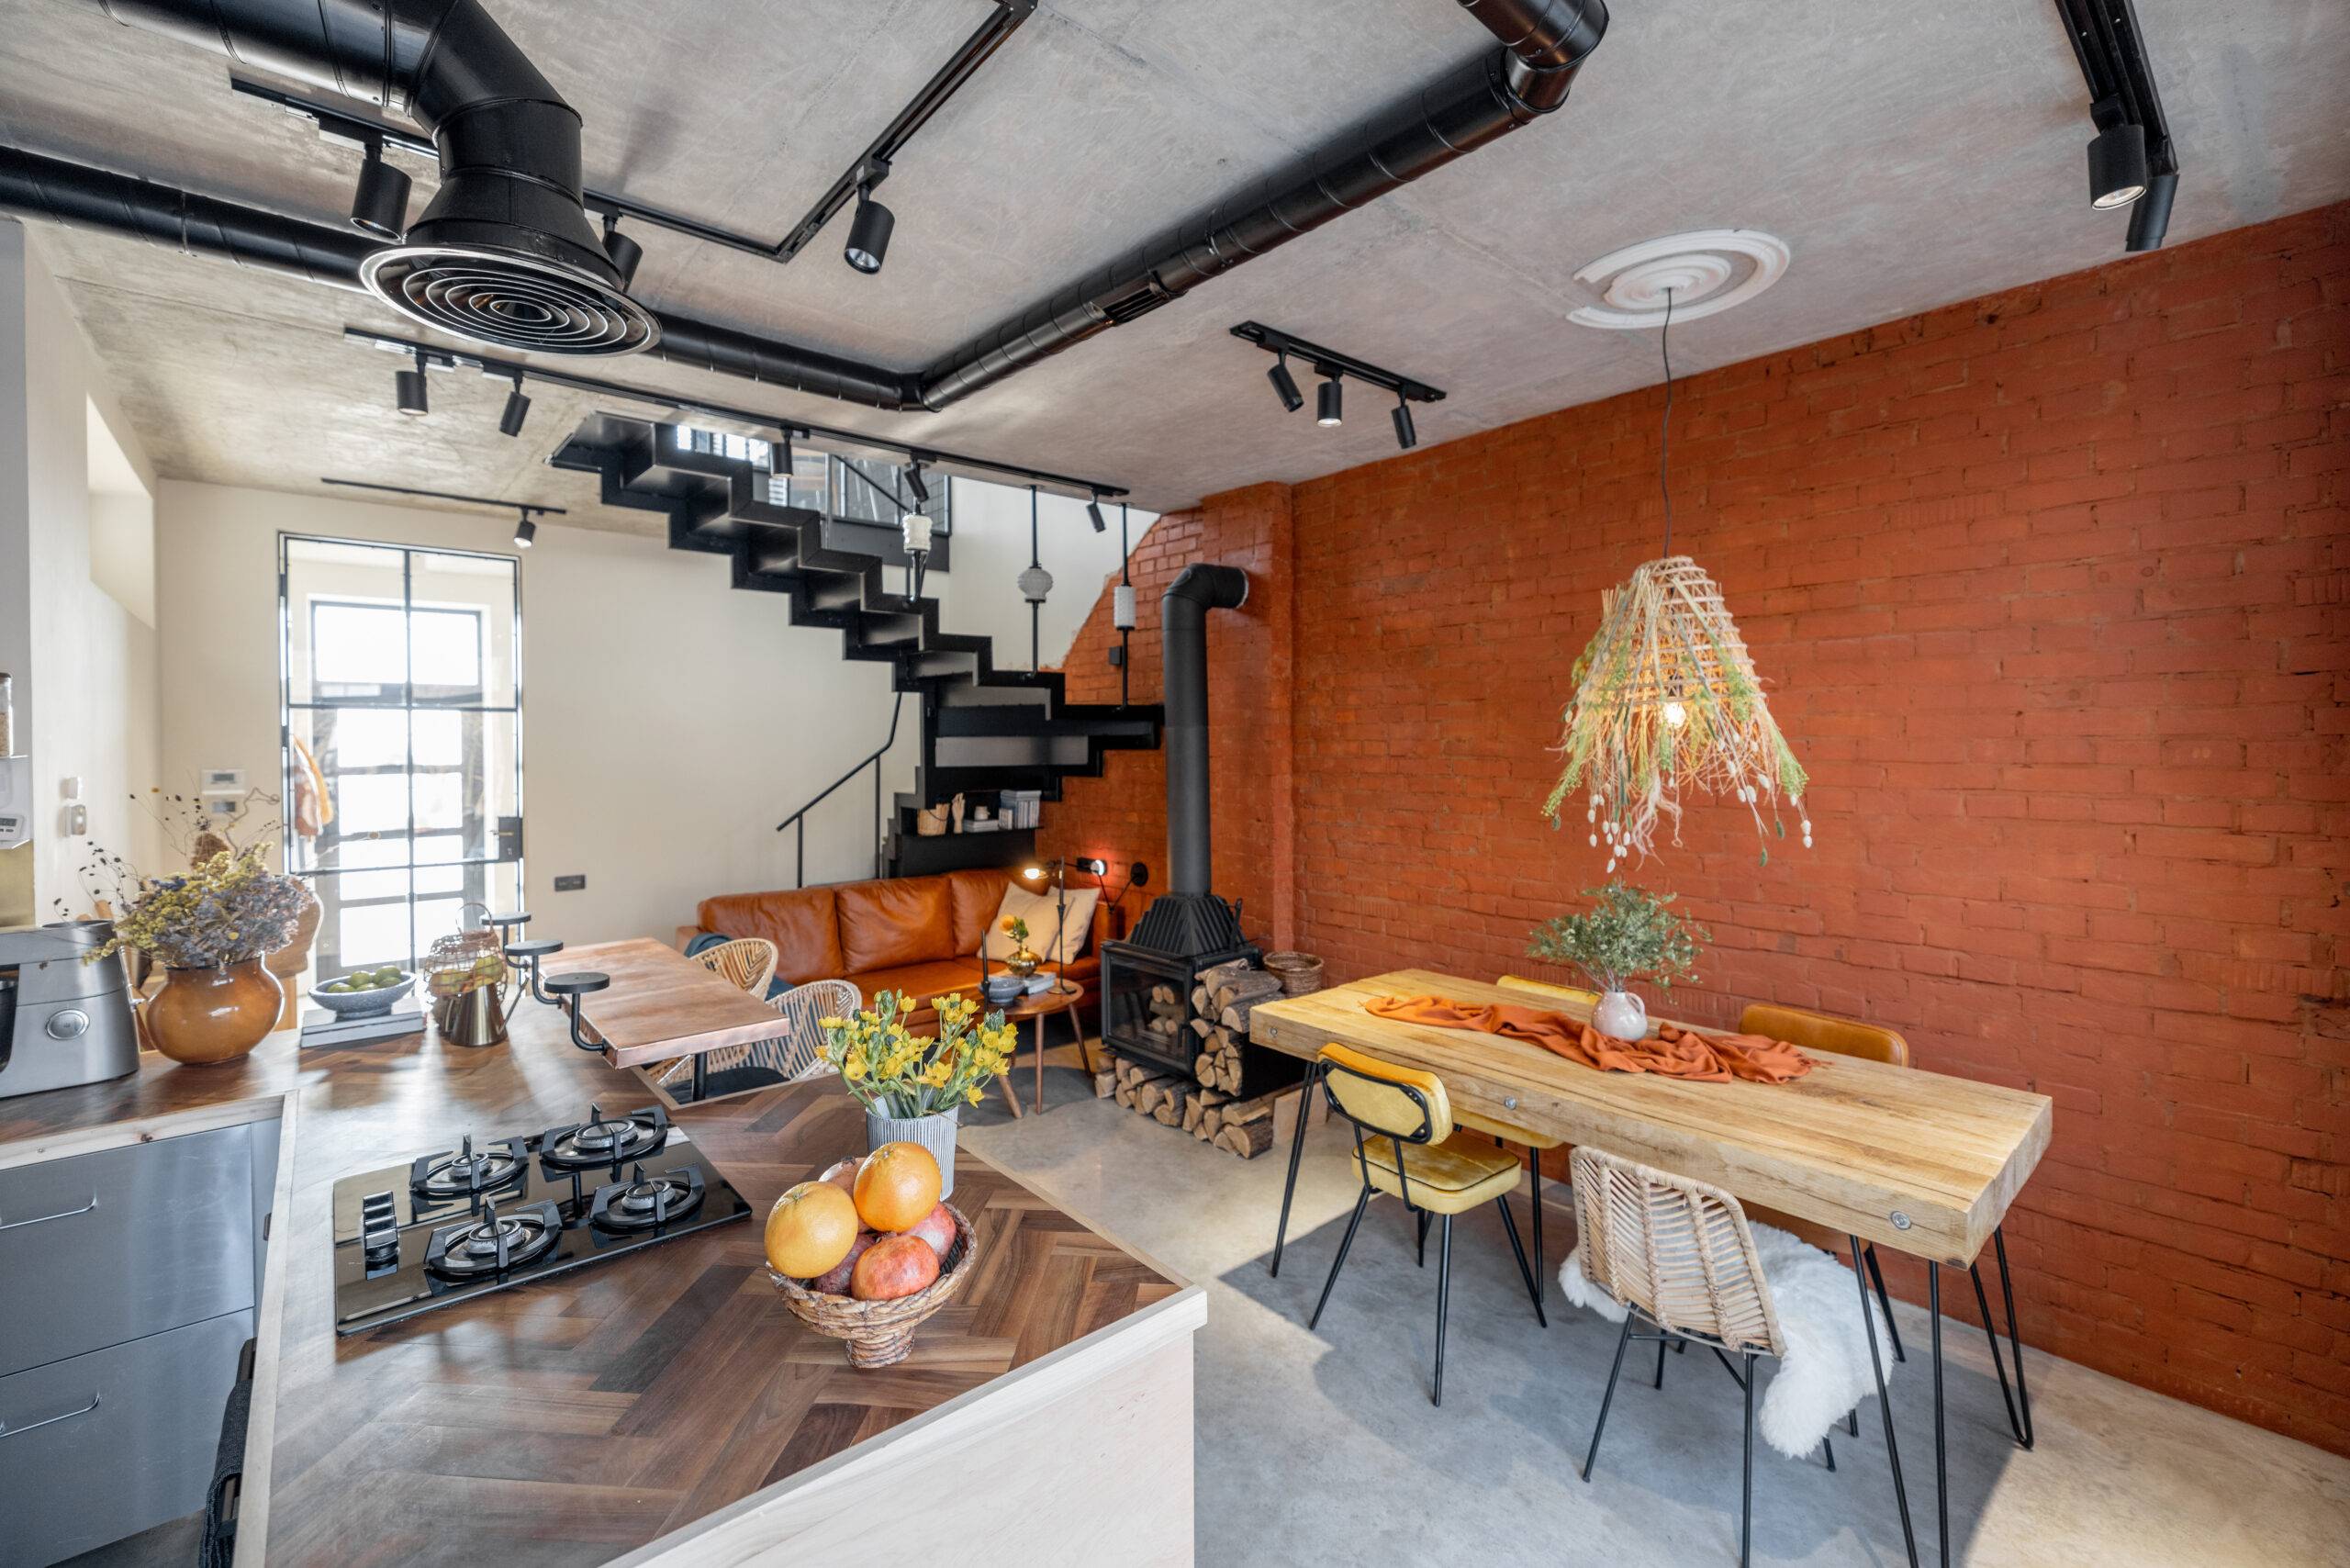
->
[[836, 874, 955, 973], [698, 887, 841, 986], [946, 867, 1013, 955], [845, 958, 989, 1011]]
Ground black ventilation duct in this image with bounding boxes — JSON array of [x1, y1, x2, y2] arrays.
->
[[1128, 563, 1251, 958], [915, 0, 1608, 408], [97, 0, 655, 354], [21, 0, 1606, 409]]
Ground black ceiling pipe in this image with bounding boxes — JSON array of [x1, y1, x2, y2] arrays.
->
[[915, 0, 1606, 409], [96, 0, 655, 354], [0, 145, 378, 289]]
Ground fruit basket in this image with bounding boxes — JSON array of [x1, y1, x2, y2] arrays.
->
[[767, 1204, 976, 1369]]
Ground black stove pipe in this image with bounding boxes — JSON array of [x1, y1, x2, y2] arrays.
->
[[1161, 564, 1249, 897]]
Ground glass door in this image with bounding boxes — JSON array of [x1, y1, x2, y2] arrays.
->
[[279, 536, 522, 981]]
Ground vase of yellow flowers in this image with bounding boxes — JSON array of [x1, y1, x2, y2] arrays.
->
[[1000, 915, 1042, 979], [817, 990, 1016, 1197]]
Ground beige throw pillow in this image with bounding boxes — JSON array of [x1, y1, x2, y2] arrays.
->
[[981, 882, 1101, 966]]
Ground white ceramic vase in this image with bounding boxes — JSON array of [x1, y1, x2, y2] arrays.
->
[[1594, 989, 1648, 1041], [865, 1104, 960, 1198]]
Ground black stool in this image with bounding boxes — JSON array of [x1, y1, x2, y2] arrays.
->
[[542, 971, 609, 1053], [504, 939, 566, 1004]]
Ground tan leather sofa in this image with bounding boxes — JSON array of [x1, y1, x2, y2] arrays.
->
[[677, 867, 1106, 1034]]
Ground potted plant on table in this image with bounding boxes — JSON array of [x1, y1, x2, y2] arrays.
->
[[999, 914, 1041, 979], [816, 991, 1015, 1196], [1526, 880, 1708, 1041], [85, 845, 310, 1066]]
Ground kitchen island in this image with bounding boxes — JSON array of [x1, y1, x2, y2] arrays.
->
[[0, 941, 1202, 1566]]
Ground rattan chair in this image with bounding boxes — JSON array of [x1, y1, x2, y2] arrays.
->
[[1304, 1043, 1547, 1406], [1570, 1146, 1883, 1568], [656, 938, 776, 1092], [765, 978, 861, 1083]]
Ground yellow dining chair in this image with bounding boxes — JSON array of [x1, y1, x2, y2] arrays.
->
[[1305, 1042, 1548, 1406], [1736, 1003, 1912, 1363]]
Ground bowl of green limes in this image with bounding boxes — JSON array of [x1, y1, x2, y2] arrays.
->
[[309, 967, 417, 1017]]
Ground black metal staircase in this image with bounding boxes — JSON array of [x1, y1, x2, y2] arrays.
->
[[552, 414, 1160, 880]]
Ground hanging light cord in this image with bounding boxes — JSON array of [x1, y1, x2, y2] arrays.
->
[[1659, 286, 1676, 558]]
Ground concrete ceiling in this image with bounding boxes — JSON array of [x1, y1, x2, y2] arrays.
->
[[2, 0, 2344, 532]]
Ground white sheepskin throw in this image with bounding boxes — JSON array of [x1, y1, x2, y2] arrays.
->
[[1559, 1223, 1894, 1459]]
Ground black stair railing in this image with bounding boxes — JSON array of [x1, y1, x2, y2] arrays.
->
[[775, 692, 907, 887]]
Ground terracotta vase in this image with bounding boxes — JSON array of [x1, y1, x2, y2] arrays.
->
[[146, 958, 283, 1066]]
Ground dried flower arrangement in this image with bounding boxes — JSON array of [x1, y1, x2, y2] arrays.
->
[[1542, 556, 1809, 868], [1527, 881, 1709, 995], [83, 845, 309, 970], [817, 991, 1015, 1118]]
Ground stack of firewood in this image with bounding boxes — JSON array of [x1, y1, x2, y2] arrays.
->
[[1186, 958, 1284, 1093], [1142, 982, 1187, 1045], [1099, 1057, 1282, 1158]]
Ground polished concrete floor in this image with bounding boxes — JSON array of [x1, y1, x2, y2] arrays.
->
[[962, 1047, 2350, 1568]]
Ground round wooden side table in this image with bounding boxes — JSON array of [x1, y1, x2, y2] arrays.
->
[[998, 983, 1089, 1114]]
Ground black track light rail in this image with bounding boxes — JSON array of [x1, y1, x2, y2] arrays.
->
[[2050, 0, 2177, 251], [341, 325, 1128, 500], [775, 0, 1035, 265], [228, 0, 1033, 269], [321, 477, 566, 515], [1229, 323, 1446, 404]]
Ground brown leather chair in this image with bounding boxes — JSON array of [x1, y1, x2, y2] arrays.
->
[[1738, 1002, 1913, 1363]]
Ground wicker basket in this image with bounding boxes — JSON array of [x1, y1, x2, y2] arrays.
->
[[767, 1204, 976, 1369], [1263, 950, 1325, 996]]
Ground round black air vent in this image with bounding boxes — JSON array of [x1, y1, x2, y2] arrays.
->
[[361, 244, 658, 356]]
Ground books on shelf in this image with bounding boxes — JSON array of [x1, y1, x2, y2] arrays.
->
[[298, 1000, 426, 1048], [998, 790, 1042, 830]]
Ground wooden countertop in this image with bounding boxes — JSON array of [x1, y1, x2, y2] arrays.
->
[[1250, 969, 2053, 1267], [0, 960, 1190, 1565], [567, 937, 795, 1070]]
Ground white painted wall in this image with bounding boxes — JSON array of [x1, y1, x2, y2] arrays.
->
[[0, 222, 162, 914], [932, 479, 1152, 674], [154, 482, 926, 946]]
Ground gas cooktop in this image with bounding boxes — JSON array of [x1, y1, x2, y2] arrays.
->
[[331, 1103, 753, 1336]]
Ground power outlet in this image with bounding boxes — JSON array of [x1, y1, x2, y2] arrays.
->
[[553, 874, 586, 892]]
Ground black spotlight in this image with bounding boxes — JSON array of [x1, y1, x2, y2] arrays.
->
[[395, 351, 429, 417], [513, 511, 538, 549], [2087, 116, 2149, 209], [1267, 353, 1304, 413], [845, 186, 894, 274], [1392, 395, 1418, 451], [1315, 374, 1343, 428], [599, 214, 643, 289], [905, 461, 930, 506], [498, 377, 532, 437], [350, 141, 410, 241], [1086, 494, 1107, 532]]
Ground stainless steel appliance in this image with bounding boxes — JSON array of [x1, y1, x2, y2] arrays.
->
[[0, 922, 140, 1101], [330, 1103, 751, 1335]]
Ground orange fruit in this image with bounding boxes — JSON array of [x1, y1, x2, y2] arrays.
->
[[853, 1141, 943, 1232], [764, 1181, 860, 1279]]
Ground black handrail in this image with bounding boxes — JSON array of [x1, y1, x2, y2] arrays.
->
[[776, 692, 907, 886]]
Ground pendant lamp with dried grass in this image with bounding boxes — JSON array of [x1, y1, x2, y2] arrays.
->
[[1543, 293, 1809, 868]]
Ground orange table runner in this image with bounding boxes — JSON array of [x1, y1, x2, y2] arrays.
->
[[1365, 994, 1814, 1084]]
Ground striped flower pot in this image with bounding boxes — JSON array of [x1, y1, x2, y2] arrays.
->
[[864, 1105, 960, 1198]]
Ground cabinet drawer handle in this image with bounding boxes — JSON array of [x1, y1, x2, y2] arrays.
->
[[0, 1194, 99, 1232], [0, 1393, 101, 1439]]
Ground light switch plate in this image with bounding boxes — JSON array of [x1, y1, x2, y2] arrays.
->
[[554, 874, 586, 892]]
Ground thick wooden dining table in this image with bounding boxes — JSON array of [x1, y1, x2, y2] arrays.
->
[[1248, 969, 2056, 1568]]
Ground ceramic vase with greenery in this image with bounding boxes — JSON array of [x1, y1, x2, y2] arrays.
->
[[1526, 880, 1708, 1041], [817, 990, 1014, 1196], [87, 846, 310, 1065]]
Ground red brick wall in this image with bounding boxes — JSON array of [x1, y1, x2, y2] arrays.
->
[[1044, 202, 2350, 1453]]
